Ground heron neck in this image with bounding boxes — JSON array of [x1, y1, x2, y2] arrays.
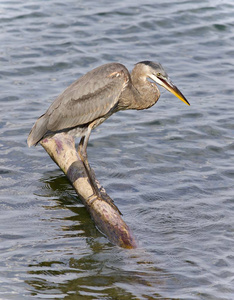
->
[[124, 72, 160, 110]]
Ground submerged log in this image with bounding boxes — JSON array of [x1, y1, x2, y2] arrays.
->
[[40, 133, 136, 249]]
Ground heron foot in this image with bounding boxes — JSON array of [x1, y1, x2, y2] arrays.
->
[[78, 144, 122, 214], [87, 167, 103, 199]]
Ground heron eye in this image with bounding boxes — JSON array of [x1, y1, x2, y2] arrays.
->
[[157, 73, 161, 77]]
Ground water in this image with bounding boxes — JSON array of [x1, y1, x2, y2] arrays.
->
[[0, 0, 234, 299]]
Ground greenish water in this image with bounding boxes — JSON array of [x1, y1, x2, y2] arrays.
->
[[0, 1, 234, 299]]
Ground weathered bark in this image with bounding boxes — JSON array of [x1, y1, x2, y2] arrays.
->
[[40, 133, 136, 249]]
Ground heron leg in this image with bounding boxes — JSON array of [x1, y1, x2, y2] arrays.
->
[[78, 127, 102, 198]]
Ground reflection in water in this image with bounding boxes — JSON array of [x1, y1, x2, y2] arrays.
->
[[26, 250, 170, 299], [39, 172, 104, 240], [1, 0, 234, 299], [26, 171, 171, 299]]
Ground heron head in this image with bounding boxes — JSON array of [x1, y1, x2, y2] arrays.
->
[[137, 61, 190, 106]]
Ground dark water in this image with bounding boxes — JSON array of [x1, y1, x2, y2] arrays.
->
[[1, 1, 234, 299]]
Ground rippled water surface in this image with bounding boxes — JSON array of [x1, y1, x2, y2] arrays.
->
[[1, 1, 234, 299]]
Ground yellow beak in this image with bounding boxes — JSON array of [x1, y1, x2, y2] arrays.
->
[[150, 74, 190, 106], [164, 79, 190, 106]]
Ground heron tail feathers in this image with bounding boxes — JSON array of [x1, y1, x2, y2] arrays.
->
[[27, 114, 48, 147]]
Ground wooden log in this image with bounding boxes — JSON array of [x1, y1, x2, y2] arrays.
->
[[40, 133, 136, 249]]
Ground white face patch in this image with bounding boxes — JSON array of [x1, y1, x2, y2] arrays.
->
[[149, 74, 169, 89]]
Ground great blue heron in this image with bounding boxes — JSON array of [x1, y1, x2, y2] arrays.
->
[[28, 61, 190, 198]]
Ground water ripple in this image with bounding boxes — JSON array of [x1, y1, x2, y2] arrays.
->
[[0, 0, 234, 299]]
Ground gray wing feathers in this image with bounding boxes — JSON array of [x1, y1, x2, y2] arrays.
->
[[27, 63, 129, 146], [27, 114, 48, 147]]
